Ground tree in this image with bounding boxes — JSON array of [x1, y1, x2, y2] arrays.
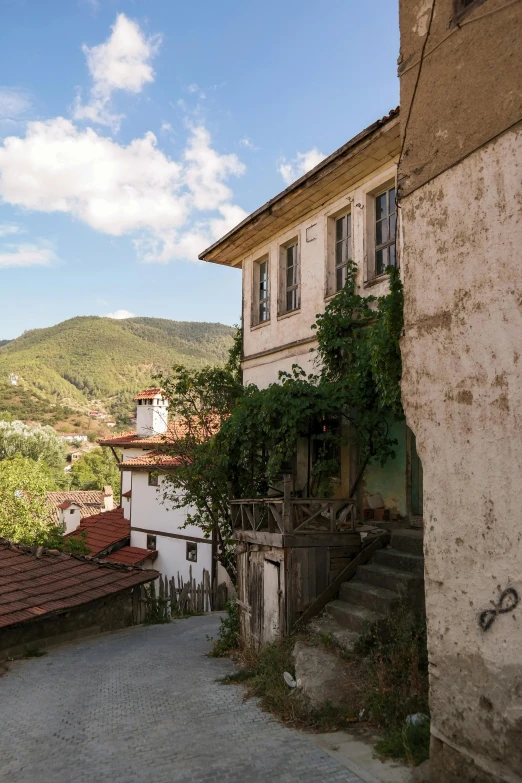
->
[[69, 447, 121, 502], [158, 328, 244, 581], [0, 420, 67, 469], [0, 455, 56, 545]]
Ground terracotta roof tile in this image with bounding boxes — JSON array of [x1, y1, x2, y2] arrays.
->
[[47, 490, 113, 524], [0, 540, 158, 630], [118, 450, 185, 471], [134, 388, 163, 400], [105, 547, 158, 565], [65, 507, 129, 556]]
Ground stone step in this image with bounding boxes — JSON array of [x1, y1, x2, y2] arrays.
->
[[339, 579, 399, 614], [374, 548, 425, 576], [357, 563, 424, 594], [391, 528, 424, 556], [308, 616, 360, 652], [325, 600, 383, 633]]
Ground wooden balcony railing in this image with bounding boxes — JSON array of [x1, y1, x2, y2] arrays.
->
[[230, 477, 357, 536]]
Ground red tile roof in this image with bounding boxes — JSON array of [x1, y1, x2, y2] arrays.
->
[[105, 547, 158, 565], [118, 450, 185, 471], [47, 490, 113, 524], [134, 388, 163, 400], [98, 416, 221, 449], [65, 507, 129, 556], [121, 490, 132, 498], [0, 540, 158, 630]]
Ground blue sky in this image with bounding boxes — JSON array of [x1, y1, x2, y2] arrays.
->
[[0, 0, 399, 339]]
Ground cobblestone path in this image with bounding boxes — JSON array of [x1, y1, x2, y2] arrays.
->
[[0, 614, 364, 783]]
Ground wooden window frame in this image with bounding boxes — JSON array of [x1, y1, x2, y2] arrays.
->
[[147, 534, 157, 550], [334, 212, 352, 293], [186, 541, 198, 562], [373, 185, 396, 279], [148, 472, 159, 487], [279, 239, 300, 316], [251, 255, 270, 327]]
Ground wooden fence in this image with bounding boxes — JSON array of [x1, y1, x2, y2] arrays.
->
[[134, 566, 230, 624]]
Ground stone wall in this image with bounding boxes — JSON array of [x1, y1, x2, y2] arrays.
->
[[0, 589, 138, 661], [399, 127, 522, 783]]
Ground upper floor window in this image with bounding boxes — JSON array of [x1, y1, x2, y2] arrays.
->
[[147, 534, 156, 550], [258, 259, 269, 323], [148, 472, 159, 487], [335, 213, 352, 291], [284, 242, 299, 313], [375, 186, 396, 277]]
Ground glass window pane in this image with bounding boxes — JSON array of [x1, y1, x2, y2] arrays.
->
[[389, 243, 396, 268], [346, 213, 351, 240], [335, 240, 344, 266], [336, 216, 344, 242], [287, 244, 296, 267], [376, 219, 388, 245], [336, 266, 346, 291], [286, 264, 295, 288], [390, 212, 396, 238], [389, 187, 396, 210], [376, 247, 387, 276], [375, 192, 387, 220]]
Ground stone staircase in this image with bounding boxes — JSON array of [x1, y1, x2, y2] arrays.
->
[[310, 528, 425, 649]]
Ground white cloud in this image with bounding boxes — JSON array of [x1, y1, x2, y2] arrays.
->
[[73, 13, 161, 130], [278, 147, 326, 185], [0, 242, 57, 268], [0, 119, 246, 262], [187, 83, 205, 99], [161, 121, 173, 133], [0, 223, 21, 238], [0, 88, 31, 121], [240, 137, 255, 149], [106, 309, 135, 319]]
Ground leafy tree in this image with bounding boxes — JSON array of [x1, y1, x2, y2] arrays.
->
[[158, 331, 244, 581], [69, 447, 121, 502], [0, 420, 67, 469], [0, 455, 57, 545]]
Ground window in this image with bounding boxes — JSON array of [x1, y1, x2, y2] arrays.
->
[[374, 186, 396, 277], [252, 257, 270, 326], [335, 213, 352, 291], [186, 542, 197, 562], [258, 260, 269, 322], [147, 534, 156, 550], [453, 0, 486, 18], [284, 242, 299, 313], [148, 472, 159, 487]]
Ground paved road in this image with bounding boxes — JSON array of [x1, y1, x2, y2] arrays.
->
[[0, 615, 364, 783]]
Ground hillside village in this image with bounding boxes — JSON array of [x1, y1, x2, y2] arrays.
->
[[0, 1, 520, 782]]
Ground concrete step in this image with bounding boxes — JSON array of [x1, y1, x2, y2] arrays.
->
[[308, 616, 360, 652], [325, 600, 383, 633], [357, 563, 423, 594], [374, 548, 425, 576], [339, 579, 399, 614], [391, 528, 424, 556]]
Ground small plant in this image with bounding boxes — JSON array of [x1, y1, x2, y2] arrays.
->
[[23, 645, 46, 658], [143, 581, 171, 625], [208, 598, 239, 656], [353, 604, 430, 765]]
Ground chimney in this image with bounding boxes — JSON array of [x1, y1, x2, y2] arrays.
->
[[103, 486, 114, 511], [134, 389, 169, 438], [59, 502, 82, 535]]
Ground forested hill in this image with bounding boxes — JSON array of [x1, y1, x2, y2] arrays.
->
[[0, 316, 235, 410]]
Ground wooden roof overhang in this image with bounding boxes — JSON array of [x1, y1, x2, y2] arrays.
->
[[199, 109, 400, 267]]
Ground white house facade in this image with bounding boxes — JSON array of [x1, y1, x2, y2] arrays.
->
[[100, 389, 214, 585]]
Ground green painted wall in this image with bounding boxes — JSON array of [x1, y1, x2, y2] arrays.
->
[[363, 421, 408, 516]]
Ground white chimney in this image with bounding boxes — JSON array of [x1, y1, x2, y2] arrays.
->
[[59, 503, 82, 535], [135, 389, 169, 438], [103, 486, 114, 511]]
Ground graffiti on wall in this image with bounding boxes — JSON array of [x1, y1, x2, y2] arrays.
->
[[479, 587, 519, 632]]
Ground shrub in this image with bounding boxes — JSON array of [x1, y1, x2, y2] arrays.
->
[[209, 599, 239, 656]]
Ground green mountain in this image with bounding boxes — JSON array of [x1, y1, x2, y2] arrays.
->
[[0, 316, 235, 415]]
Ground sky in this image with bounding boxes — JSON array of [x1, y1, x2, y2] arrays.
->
[[0, 0, 399, 339]]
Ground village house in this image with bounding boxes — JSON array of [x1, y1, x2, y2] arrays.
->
[[0, 539, 158, 661], [47, 487, 114, 534], [200, 109, 425, 647], [99, 389, 216, 586], [65, 506, 158, 566], [397, 1, 522, 781]]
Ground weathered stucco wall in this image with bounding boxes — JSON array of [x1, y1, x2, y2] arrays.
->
[[400, 126, 522, 783], [398, 0, 522, 198]]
